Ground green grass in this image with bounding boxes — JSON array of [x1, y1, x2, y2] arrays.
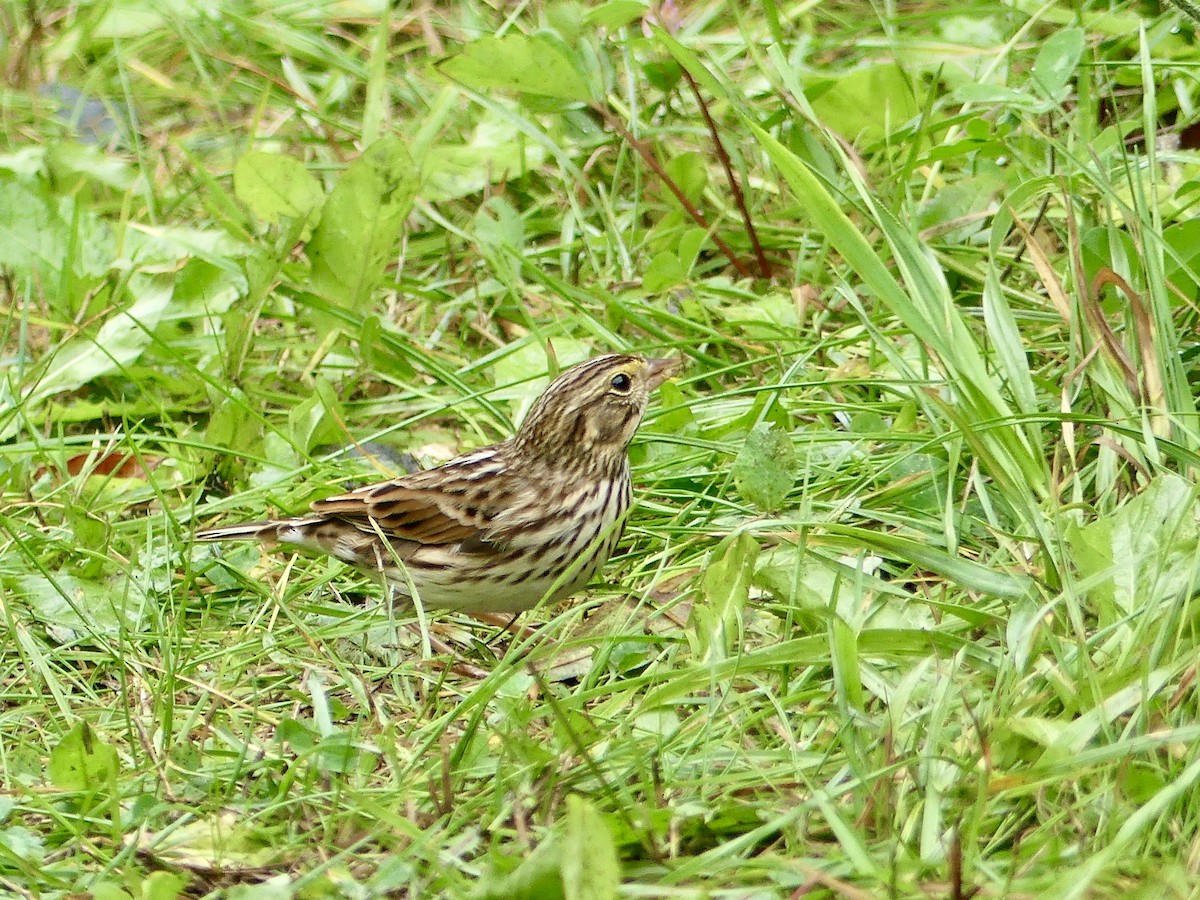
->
[[4, 0, 1200, 897]]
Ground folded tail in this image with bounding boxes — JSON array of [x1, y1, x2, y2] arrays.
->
[[195, 516, 382, 571], [194, 518, 324, 547]]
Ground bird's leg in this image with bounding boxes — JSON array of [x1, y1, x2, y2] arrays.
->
[[470, 611, 538, 638], [409, 624, 491, 679], [391, 585, 496, 677]]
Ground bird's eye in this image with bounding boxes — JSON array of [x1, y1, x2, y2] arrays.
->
[[610, 372, 632, 393]]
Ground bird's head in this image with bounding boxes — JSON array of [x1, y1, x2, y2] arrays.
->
[[514, 354, 680, 466]]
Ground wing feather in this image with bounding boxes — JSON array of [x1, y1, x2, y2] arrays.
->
[[309, 449, 508, 546]]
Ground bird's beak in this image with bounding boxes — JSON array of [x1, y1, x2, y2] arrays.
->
[[644, 356, 682, 390]]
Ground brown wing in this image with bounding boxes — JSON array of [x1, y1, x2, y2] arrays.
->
[[309, 448, 507, 547]]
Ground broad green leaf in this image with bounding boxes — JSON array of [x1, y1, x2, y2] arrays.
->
[[472, 837, 564, 899], [227, 878, 294, 900], [755, 544, 945, 629], [438, 34, 594, 102], [642, 250, 687, 292], [132, 812, 278, 871], [145, 872, 189, 900], [664, 151, 707, 205], [950, 82, 1045, 109], [0, 145, 45, 175], [1066, 474, 1200, 628], [233, 151, 324, 226], [689, 532, 758, 662], [0, 825, 45, 867], [809, 63, 920, 144], [92, 0, 201, 38], [1031, 27, 1084, 103], [913, 168, 1005, 243], [155, 258, 247, 344], [26, 273, 175, 405], [289, 377, 342, 454], [45, 141, 136, 190], [732, 423, 796, 511], [642, 58, 682, 91], [126, 222, 246, 272], [585, 0, 647, 30], [719, 292, 800, 340], [648, 380, 694, 433], [424, 116, 547, 201], [12, 570, 150, 640], [310, 731, 380, 776], [546, 2, 586, 43], [561, 796, 620, 900], [0, 180, 70, 278], [247, 432, 304, 493], [48, 721, 119, 791], [471, 796, 619, 900], [207, 388, 265, 459], [676, 227, 707, 272], [1005, 716, 1069, 748], [308, 136, 419, 325], [1162, 219, 1200, 303], [86, 884, 130, 900]]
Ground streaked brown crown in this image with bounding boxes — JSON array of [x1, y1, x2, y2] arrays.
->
[[512, 354, 679, 469]]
